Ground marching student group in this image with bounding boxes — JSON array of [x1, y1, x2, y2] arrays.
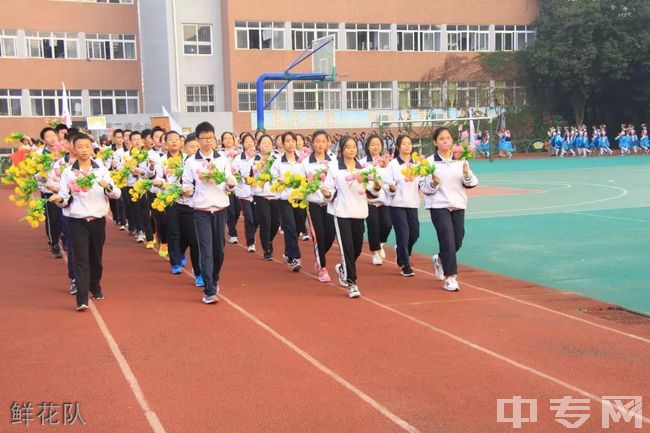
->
[[4, 122, 478, 311]]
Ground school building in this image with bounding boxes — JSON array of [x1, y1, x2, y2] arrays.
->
[[0, 0, 538, 145]]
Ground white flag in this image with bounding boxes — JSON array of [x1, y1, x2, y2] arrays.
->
[[162, 105, 183, 134], [61, 82, 72, 127]]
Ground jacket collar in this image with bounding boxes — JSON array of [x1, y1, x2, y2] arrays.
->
[[433, 152, 458, 162], [281, 152, 299, 163], [308, 153, 331, 163], [195, 150, 220, 160], [337, 158, 363, 170], [72, 159, 100, 170]]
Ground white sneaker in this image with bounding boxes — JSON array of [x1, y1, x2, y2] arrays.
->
[[228, 236, 238, 244], [443, 278, 460, 292], [334, 264, 347, 288], [247, 245, 256, 253], [379, 243, 386, 259], [432, 254, 445, 281], [202, 294, 219, 304], [371, 253, 383, 266], [136, 233, 145, 243], [348, 283, 361, 298], [300, 233, 310, 241]]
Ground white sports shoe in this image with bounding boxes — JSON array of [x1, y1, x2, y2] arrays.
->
[[228, 236, 238, 244], [334, 264, 347, 288], [432, 255, 445, 281], [371, 253, 383, 266], [247, 245, 256, 253], [348, 283, 361, 299], [443, 278, 460, 292]]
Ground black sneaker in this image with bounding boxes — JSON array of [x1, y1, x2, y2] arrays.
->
[[92, 293, 104, 301], [51, 244, 62, 259], [69, 279, 77, 295], [400, 265, 415, 277], [263, 251, 273, 261]]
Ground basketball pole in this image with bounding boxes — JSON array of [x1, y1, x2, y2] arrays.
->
[[255, 36, 335, 132]]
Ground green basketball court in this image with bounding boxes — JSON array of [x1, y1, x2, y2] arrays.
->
[[408, 156, 650, 314]]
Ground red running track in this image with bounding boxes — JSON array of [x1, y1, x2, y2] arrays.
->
[[1, 186, 649, 433]]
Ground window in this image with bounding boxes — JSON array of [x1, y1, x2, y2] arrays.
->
[[346, 82, 392, 110], [183, 24, 212, 55], [293, 82, 341, 110], [96, 0, 134, 3], [86, 33, 136, 59], [0, 30, 17, 57], [0, 89, 22, 116], [446, 25, 489, 52], [185, 85, 214, 112], [290, 22, 338, 50], [29, 89, 83, 116], [89, 90, 138, 115], [451, 81, 490, 108], [344, 24, 390, 51], [398, 82, 442, 109], [495, 25, 515, 51], [235, 21, 285, 50], [236, 82, 288, 112], [493, 80, 526, 106], [397, 25, 441, 52], [25, 31, 79, 59]]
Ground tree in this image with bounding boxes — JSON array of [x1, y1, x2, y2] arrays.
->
[[523, 0, 650, 126]]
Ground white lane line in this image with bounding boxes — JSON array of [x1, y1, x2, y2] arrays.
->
[[360, 252, 650, 345], [180, 265, 421, 433], [247, 247, 650, 426], [62, 251, 167, 433], [570, 211, 650, 223]]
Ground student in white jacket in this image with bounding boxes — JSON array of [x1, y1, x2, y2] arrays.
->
[[270, 131, 306, 272], [181, 122, 236, 304], [321, 136, 384, 298], [302, 129, 335, 282], [419, 126, 478, 292], [232, 133, 258, 252], [361, 134, 393, 266], [252, 134, 280, 261], [49, 133, 121, 311], [384, 135, 422, 277]]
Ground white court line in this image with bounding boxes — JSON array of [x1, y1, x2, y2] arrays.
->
[[570, 211, 650, 223], [61, 252, 167, 433], [242, 247, 650, 426], [180, 265, 420, 433]]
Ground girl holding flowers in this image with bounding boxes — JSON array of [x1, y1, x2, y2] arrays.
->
[[252, 134, 280, 261], [384, 134, 425, 277], [301, 129, 335, 282], [419, 126, 478, 292], [270, 131, 306, 272], [320, 136, 385, 298], [232, 133, 259, 253], [361, 134, 393, 266], [220, 131, 242, 244]]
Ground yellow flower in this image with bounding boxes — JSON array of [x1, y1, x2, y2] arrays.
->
[[8, 194, 16, 202], [38, 215, 46, 222]]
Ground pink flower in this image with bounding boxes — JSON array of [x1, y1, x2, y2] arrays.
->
[[469, 144, 476, 152], [306, 173, 314, 182], [461, 130, 469, 139], [319, 172, 326, 181], [356, 175, 363, 183], [357, 191, 364, 196], [366, 173, 374, 181], [344, 174, 356, 182], [226, 149, 239, 159], [360, 162, 368, 168]]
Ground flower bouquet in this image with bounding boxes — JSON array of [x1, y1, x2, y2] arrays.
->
[[129, 178, 153, 202], [152, 184, 183, 212], [288, 168, 327, 209]]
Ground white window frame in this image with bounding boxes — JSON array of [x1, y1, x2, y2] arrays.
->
[[397, 25, 442, 52], [344, 23, 390, 51], [29, 89, 83, 116], [182, 24, 212, 55], [185, 85, 215, 113], [25, 31, 79, 59], [292, 81, 341, 111], [290, 22, 338, 50], [89, 90, 139, 115], [0, 30, 18, 58], [346, 82, 392, 110], [235, 21, 285, 50], [495, 25, 535, 52], [0, 89, 22, 116], [236, 82, 288, 112], [446, 25, 489, 52], [86, 33, 136, 60], [398, 82, 442, 109]]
